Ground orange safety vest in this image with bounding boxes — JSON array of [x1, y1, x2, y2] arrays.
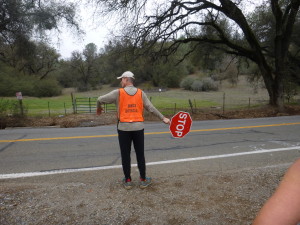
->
[[119, 88, 144, 122]]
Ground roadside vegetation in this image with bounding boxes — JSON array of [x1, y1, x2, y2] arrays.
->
[[1, 75, 299, 117]]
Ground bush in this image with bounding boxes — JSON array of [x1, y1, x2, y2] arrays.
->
[[0, 99, 12, 117], [180, 77, 197, 90], [191, 80, 203, 92], [76, 83, 92, 92], [201, 77, 219, 91], [210, 74, 221, 81], [0, 98, 27, 129], [163, 73, 182, 88], [0, 72, 62, 97], [0, 71, 36, 96], [180, 76, 219, 92], [0, 99, 26, 117], [34, 79, 62, 97]]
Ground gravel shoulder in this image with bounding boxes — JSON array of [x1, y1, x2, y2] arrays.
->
[[1, 105, 299, 224], [0, 162, 289, 225]]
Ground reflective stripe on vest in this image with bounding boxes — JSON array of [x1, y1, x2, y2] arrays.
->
[[119, 88, 144, 122]]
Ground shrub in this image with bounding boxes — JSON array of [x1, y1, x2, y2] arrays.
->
[[210, 74, 221, 81], [0, 72, 62, 97], [33, 79, 62, 97], [201, 77, 219, 91], [180, 77, 197, 90], [191, 80, 203, 92], [0, 72, 36, 96], [180, 76, 219, 92], [76, 83, 92, 92], [0, 99, 11, 117], [14, 78, 36, 96], [0, 99, 26, 117]]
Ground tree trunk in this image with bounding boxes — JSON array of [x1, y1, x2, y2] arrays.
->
[[262, 74, 284, 111], [274, 72, 285, 111], [257, 61, 284, 110], [268, 81, 284, 109]]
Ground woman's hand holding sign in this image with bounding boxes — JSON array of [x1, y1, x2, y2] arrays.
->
[[96, 106, 103, 115]]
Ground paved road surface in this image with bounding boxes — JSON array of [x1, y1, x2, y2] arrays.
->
[[0, 116, 300, 178]]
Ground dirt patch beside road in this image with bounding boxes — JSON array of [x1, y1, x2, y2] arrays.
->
[[0, 163, 288, 225]]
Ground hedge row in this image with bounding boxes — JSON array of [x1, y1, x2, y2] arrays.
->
[[0, 74, 62, 97]]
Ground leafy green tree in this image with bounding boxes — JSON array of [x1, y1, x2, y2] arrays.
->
[[96, 39, 136, 86], [0, 0, 80, 80], [70, 43, 101, 91], [248, 3, 300, 86], [0, 0, 79, 44], [96, 38, 189, 88], [83, 43, 100, 89], [56, 60, 77, 88], [0, 40, 61, 80], [0, 0, 81, 72]]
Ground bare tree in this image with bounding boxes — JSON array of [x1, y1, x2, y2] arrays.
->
[[92, 0, 300, 110]]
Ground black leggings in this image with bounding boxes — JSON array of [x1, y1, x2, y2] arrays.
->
[[117, 129, 145, 180]]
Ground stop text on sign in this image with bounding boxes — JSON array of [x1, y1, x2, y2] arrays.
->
[[175, 113, 188, 137], [170, 111, 192, 138]]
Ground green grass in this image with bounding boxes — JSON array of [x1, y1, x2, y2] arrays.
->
[[2, 77, 299, 117], [23, 97, 74, 115], [1, 86, 218, 116], [149, 96, 217, 109], [2, 87, 115, 116]]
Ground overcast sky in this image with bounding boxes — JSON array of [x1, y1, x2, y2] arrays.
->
[[50, 1, 115, 59], [53, 26, 109, 59]]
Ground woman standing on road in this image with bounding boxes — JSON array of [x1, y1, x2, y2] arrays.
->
[[96, 71, 170, 190]]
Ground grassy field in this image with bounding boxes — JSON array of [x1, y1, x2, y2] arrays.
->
[[2, 76, 299, 116]]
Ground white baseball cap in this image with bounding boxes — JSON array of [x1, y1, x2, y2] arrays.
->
[[117, 71, 135, 79]]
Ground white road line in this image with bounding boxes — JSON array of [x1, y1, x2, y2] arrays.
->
[[1, 146, 300, 179]]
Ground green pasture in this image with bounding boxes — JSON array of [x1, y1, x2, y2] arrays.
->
[[23, 97, 73, 115], [22, 93, 217, 116], [2, 87, 219, 116], [1, 78, 280, 116]]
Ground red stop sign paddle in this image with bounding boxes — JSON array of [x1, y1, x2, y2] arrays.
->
[[170, 111, 192, 138]]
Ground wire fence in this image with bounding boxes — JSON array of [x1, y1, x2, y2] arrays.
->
[[7, 92, 299, 117]]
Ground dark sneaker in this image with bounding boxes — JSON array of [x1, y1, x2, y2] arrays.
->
[[122, 178, 133, 190], [139, 177, 152, 189]]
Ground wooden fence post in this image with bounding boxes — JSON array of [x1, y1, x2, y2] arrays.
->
[[19, 99, 24, 117], [64, 102, 67, 115], [89, 97, 91, 113], [248, 98, 251, 109], [189, 99, 194, 114], [223, 93, 225, 114], [48, 102, 50, 117], [71, 93, 76, 114]]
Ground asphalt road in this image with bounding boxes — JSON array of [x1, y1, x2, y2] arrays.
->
[[1, 116, 300, 178]]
